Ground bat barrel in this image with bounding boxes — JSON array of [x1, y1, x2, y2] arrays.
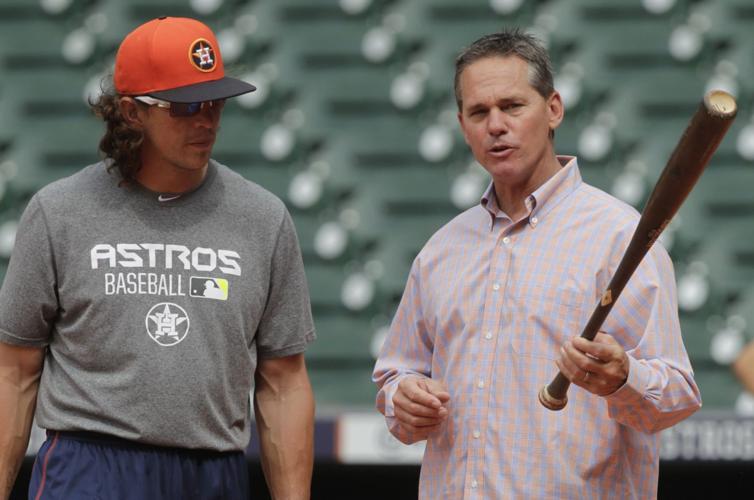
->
[[539, 90, 737, 411], [705, 90, 737, 119]]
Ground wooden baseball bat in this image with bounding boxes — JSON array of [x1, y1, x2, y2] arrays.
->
[[538, 90, 737, 411]]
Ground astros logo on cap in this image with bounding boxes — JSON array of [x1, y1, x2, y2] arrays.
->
[[189, 38, 216, 72]]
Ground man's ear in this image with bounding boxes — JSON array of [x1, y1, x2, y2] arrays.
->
[[546, 90, 564, 132], [118, 97, 144, 129]]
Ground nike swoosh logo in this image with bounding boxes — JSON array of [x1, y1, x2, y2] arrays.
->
[[158, 194, 181, 202]]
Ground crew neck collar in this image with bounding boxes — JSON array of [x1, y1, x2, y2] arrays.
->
[[127, 160, 218, 207]]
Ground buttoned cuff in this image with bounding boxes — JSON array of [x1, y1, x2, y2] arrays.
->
[[381, 381, 399, 417], [603, 354, 650, 406]]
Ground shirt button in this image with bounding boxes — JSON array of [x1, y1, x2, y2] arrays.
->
[[502, 236, 511, 245], [471, 479, 478, 489], [477, 379, 485, 388], [473, 430, 480, 439], [485, 331, 493, 340], [492, 283, 500, 291]]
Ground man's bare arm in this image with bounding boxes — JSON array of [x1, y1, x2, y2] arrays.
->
[[254, 353, 314, 500], [0, 343, 44, 499], [734, 340, 754, 395]]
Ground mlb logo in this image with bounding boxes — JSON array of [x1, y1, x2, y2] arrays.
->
[[190, 277, 228, 301]]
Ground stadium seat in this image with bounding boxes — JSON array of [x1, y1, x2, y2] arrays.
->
[[0, 18, 71, 69], [676, 166, 754, 249], [308, 366, 377, 408], [5, 117, 102, 192], [694, 368, 742, 409], [306, 313, 374, 364]]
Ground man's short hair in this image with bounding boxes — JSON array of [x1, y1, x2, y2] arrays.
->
[[454, 29, 554, 110]]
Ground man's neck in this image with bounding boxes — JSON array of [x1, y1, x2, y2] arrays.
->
[[493, 155, 562, 221], [135, 161, 209, 194]]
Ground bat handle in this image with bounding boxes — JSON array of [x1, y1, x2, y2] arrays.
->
[[538, 372, 571, 411]]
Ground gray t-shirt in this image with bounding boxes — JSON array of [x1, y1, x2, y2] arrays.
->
[[0, 160, 315, 451]]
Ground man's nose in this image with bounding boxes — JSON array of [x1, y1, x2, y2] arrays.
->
[[487, 108, 508, 135], [194, 102, 219, 128]]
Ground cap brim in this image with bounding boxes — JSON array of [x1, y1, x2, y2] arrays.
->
[[149, 76, 256, 103]]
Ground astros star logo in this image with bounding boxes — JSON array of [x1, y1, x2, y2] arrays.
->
[[189, 39, 216, 72], [146, 302, 190, 347]]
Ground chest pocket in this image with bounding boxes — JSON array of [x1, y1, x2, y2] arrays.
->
[[509, 284, 593, 361]]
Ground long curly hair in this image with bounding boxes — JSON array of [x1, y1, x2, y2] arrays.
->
[[90, 81, 143, 186]]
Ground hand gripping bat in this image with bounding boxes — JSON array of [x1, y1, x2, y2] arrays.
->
[[538, 90, 737, 411]]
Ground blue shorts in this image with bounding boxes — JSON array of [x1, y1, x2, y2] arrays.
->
[[28, 431, 250, 500]]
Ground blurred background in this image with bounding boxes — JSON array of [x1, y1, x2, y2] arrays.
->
[[3, 0, 754, 497]]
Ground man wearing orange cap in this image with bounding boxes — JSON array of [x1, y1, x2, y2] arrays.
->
[[0, 17, 315, 499]]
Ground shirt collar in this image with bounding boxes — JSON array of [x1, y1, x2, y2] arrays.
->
[[479, 155, 582, 229]]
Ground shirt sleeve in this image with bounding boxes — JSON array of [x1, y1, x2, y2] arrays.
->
[[255, 208, 315, 359], [372, 256, 435, 444], [602, 242, 702, 433], [0, 195, 59, 347]]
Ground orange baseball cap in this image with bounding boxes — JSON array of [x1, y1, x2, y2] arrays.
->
[[114, 17, 255, 103]]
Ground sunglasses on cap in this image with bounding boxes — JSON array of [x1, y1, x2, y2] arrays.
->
[[133, 95, 225, 117]]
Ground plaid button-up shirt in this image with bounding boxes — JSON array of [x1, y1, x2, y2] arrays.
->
[[374, 156, 701, 499]]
